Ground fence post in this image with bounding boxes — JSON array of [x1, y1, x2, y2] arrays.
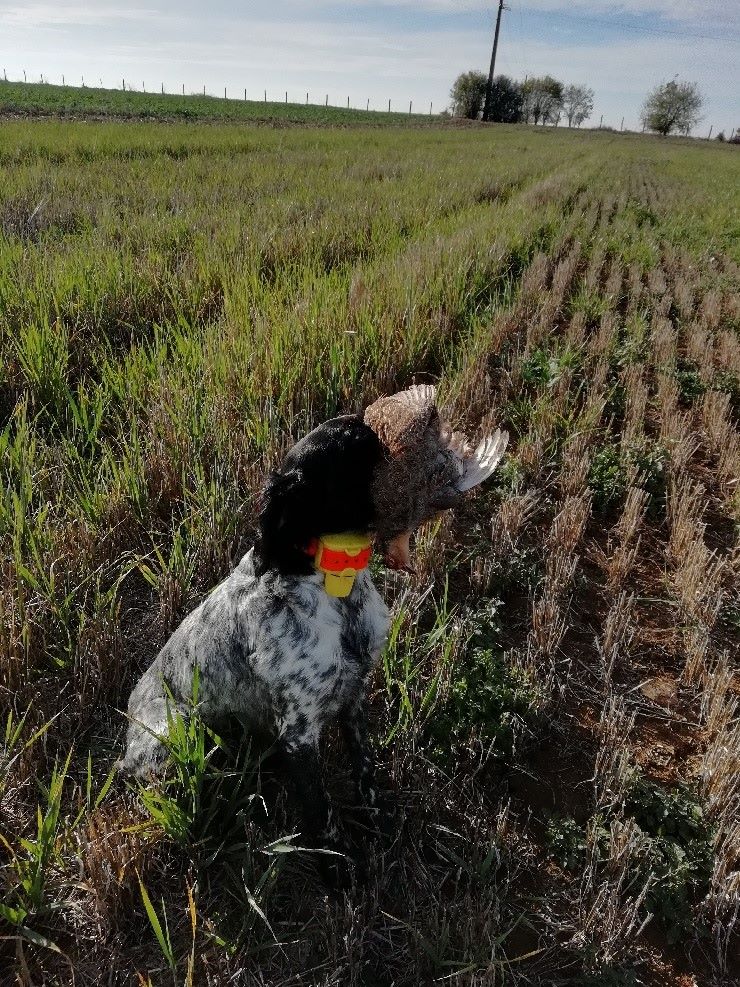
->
[[388, 98, 391, 112], [285, 91, 288, 103], [161, 83, 164, 94], [264, 90, 267, 102], [366, 98, 369, 111], [325, 94, 328, 106], [245, 88, 247, 101], [409, 101, 412, 115], [224, 87, 226, 99], [306, 92, 309, 104], [620, 116, 624, 131], [707, 125, 713, 139], [203, 85, 206, 96], [182, 83, 185, 95], [122, 78, 125, 90], [347, 96, 350, 108], [430, 101, 433, 115]]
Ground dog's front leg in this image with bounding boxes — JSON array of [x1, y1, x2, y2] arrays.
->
[[340, 692, 377, 810], [278, 724, 351, 887], [341, 692, 398, 841], [279, 732, 335, 843]]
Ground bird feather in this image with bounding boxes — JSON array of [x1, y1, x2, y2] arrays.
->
[[457, 429, 509, 491]]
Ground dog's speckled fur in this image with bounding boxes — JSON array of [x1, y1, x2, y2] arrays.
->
[[122, 550, 388, 784]]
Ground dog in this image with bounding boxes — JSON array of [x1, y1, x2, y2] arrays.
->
[[120, 388, 507, 877]]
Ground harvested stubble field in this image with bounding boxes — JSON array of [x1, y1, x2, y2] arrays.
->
[[0, 118, 739, 987]]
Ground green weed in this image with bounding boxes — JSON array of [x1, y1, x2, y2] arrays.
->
[[1, 751, 72, 920], [588, 440, 666, 511], [625, 779, 714, 943], [672, 360, 706, 403], [427, 602, 536, 764], [546, 779, 714, 945], [521, 345, 583, 389], [382, 581, 460, 743]]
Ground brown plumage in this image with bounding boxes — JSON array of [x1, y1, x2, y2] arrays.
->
[[364, 384, 508, 568]]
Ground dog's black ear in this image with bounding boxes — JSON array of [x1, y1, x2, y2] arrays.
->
[[254, 415, 382, 576], [255, 468, 314, 576]]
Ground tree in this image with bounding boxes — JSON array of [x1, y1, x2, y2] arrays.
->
[[521, 76, 563, 125], [450, 71, 487, 119], [640, 80, 703, 136], [487, 75, 524, 123], [562, 83, 594, 128]]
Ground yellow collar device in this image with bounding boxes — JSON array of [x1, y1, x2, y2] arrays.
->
[[305, 532, 373, 597]]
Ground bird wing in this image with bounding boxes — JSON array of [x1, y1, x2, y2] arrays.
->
[[364, 384, 439, 454]]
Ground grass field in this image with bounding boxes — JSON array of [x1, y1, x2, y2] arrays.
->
[[0, 117, 739, 986], [0, 79, 436, 126]]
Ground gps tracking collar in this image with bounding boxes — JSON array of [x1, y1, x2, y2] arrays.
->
[[305, 532, 372, 597]]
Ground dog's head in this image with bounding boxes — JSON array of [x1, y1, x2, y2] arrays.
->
[[254, 415, 383, 576]]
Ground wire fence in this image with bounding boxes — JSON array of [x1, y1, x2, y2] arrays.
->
[[2, 70, 438, 117]]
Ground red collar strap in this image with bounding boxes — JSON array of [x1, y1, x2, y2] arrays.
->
[[304, 537, 372, 573]]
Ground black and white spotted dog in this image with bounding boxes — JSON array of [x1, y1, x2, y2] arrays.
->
[[120, 388, 507, 877], [121, 417, 391, 865]]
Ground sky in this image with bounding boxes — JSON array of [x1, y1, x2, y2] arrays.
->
[[1, 1, 739, 133]]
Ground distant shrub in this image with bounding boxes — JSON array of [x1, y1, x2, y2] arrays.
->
[[450, 70, 487, 119]]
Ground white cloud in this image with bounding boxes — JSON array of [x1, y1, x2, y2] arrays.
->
[[0, 3, 162, 27], [285, 0, 738, 28], [515, 0, 737, 28], [5, 0, 737, 29]]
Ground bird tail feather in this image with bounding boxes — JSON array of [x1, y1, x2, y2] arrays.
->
[[458, 429, 509, 491]]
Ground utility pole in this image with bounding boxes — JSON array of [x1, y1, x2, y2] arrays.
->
[[483, 1, 506, 121]]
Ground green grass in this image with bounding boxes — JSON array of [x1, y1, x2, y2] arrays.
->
[[0, 78, 438, 126], [0, 116, 738, 983]]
